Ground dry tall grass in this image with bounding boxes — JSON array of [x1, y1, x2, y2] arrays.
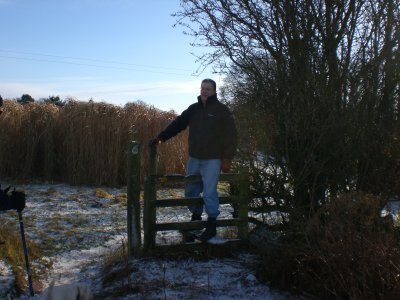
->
[[0, 217, 51, 294], [258, 192, 400, 299], [0, 100, 188, 186]]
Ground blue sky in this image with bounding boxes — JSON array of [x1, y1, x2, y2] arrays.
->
[[0, 0, 218, 113]]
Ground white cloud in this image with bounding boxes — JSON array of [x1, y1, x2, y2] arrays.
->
[[65, 79, 198, 96], [63, 80, 201, 112], [0, 82, 58, 99], [0, 76, 225, 113], [50, 76, 98, 82], [0, 79, 200, 112]]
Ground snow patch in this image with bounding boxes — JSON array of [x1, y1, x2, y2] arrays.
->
[[0, 182, 301, 299]]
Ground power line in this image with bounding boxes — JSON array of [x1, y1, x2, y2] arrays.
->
[[0, 54, 198, 77], [0, 49, 194, 72], [0, 49, 201, 76]]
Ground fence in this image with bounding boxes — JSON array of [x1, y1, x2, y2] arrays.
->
[[127, 141, 249, 255]]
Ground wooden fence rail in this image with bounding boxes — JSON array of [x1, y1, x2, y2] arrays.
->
[[127, 141, 249, 255]]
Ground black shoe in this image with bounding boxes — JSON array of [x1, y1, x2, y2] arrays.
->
[[182, 231, 198, 243], [191, 213, 202, 221], [182, 214, 203, 243], [199, 217, 216, 241]]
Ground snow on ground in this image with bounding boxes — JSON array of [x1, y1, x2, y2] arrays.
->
[[0, 260, 14, 297], [0, 182, 303, 299], [382, 198, 400, 224]]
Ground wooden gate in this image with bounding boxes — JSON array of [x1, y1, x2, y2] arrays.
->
[[127, 142, 249, 254]]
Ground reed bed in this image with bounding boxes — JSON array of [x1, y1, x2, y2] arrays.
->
[[0, 100, 188, 186]]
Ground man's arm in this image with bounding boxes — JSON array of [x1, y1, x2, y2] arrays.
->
[[151, 105, 194, 145]]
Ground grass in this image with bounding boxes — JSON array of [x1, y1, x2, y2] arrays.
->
[[94, 188, 113, 199], [0, 218, 51, 294], [98, 234, 242, 299], [393, 212, 400, 227], [67, 194, 80, 201], [0, 183, 132, 296], [258, 192, 400, 299], [0, 100, 188, 187], [100, 238, 141, 297], [40, 187, 59, 197], [112, 192, 128, 206], [1, 176, 247, 298]]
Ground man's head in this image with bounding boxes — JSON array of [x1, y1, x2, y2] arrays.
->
[[0, 95, 3, 115], [200, 79, 217, 104]]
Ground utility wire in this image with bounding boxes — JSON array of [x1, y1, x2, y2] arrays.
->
[[0, 49, 200, 76], [0, 49, 194, 71], [0, 55, 197, 76]]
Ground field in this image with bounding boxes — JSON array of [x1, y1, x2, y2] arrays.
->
[[0, 100, 188, 186], [0, 181, 299, 300]]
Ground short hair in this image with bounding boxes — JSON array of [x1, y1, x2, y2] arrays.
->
[[202, 78, 217, 91], [0, 95, 3, 107]]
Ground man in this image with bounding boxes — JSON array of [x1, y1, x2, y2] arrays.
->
[[150, 78, 237, 241]]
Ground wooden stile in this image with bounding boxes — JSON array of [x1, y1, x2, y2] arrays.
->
[[128, 143, 249, 254], [127, 141, 141, 255]]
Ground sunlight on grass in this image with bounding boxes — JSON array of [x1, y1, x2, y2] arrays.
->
[[100, 238, 140, 297], [393, 212, 400, 227], [67, 194, 80, 201], [0, 220, 51, 294], [113, 193, 128, 206], [95, 188, 113, 199]]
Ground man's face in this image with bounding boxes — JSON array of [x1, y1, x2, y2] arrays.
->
[[200, 82, 216, 102]]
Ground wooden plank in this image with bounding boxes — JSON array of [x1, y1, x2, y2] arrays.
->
[[152, 173, 242, 185], [155, 218, 242, 231], [143, 145, 158, 251], [237, 177, 250, 239], [219, 173, 243, 182], [143, 177, 152, 251], [154, 196, 238, 208]]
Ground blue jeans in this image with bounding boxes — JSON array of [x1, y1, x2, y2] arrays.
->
[[185, 157, 221, 218]]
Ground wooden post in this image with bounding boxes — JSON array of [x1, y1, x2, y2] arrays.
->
[[127, 141, 141, 255], [237, 175, 249, 239], [143, 144, 157, 250]]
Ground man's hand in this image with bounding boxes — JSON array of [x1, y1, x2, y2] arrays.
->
[[221, 159, 232, 173], [149, 138, 162, 147]]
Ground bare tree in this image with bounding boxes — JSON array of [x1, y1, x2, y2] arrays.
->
[[175, 0, 400, 222]]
